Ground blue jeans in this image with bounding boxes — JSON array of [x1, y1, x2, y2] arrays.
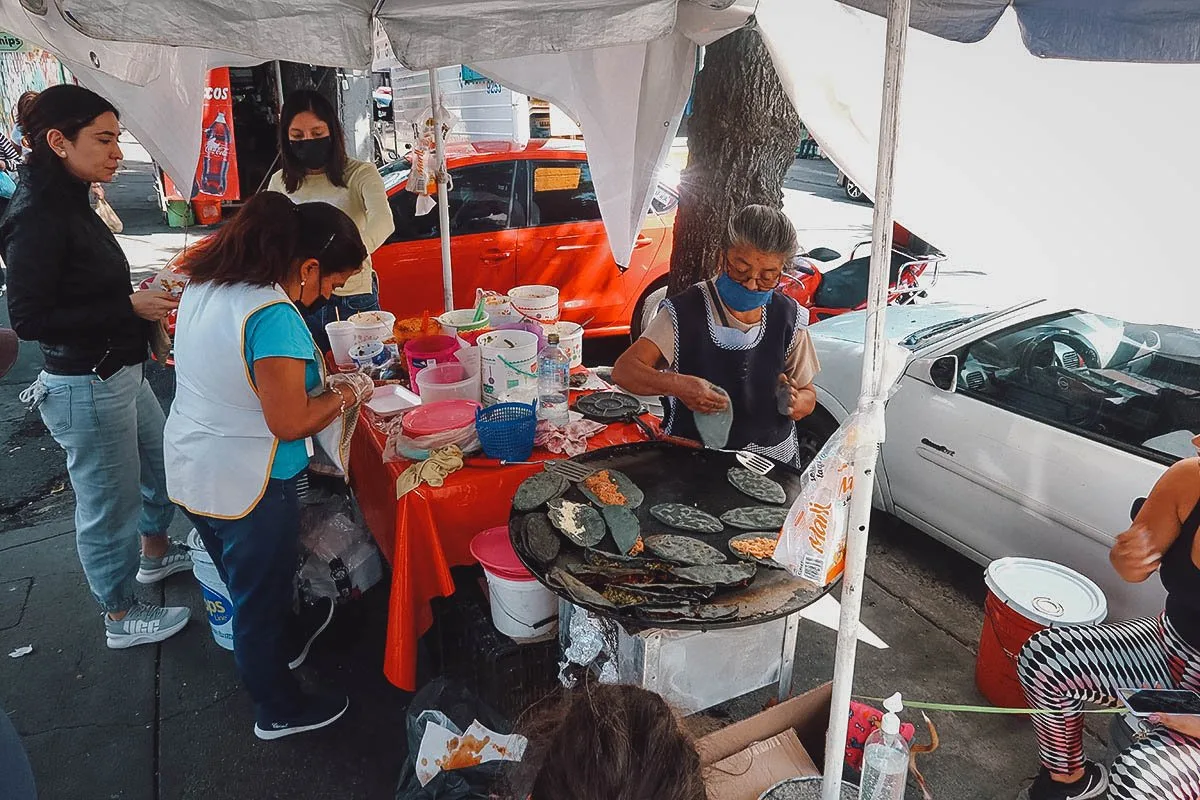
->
[[303, 273, 380, 353], [38, 363, 174, 613], [184, 477, 304, 719]]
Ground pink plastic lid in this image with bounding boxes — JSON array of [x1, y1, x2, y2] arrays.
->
[[404, 335, 459, 357], [470, 526, 533, 581], [401, 399, 481, 437]]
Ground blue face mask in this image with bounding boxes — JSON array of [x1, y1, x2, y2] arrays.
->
[[715, 271, 773, 312]]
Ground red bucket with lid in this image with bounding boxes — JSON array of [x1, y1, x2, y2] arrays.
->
[[975, 557, 1108, 708]]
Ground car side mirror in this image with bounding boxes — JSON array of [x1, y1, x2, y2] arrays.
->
[[929, 354, 959, 392]]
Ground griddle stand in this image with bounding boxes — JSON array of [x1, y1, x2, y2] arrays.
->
[[559, 599, 803, 714]]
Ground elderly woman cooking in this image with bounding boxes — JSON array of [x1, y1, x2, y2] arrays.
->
[[612, 205, 818, 464]]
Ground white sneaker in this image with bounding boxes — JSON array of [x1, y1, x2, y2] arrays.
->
[[136, 541, 193, 584], [104, 601, 190, 649]]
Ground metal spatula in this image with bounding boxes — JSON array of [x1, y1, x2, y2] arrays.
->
[[735, 450, 775, 477]]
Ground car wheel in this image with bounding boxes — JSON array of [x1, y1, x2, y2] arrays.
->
[[844, 181, 865, 202], [795, 407, 839, 468], [631, 283, 668, 340]]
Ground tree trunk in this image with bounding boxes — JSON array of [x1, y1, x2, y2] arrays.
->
[[668, 28, 801, 296]]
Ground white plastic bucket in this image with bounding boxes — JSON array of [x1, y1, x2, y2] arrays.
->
[[476, 329, 539, 407], [508, 285, 560, 323], [437, 308, 490, 339], [551, 321, 584, 368], [187, 529, 234, 651], [482, 570, 558, 641], [348, 310, 396, 346]]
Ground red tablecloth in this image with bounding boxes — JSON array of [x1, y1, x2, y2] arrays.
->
[[350, 405, 660, 690]]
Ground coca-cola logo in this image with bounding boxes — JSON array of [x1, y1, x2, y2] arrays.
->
[[204, 138, 228, 158]]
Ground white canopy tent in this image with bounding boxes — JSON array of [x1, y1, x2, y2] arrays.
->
[[16, 1, 1200, 795]]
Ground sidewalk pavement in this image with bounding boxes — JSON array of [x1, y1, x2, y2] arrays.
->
[[0, 507, 1109, 800], [0, 512, 412, 800]]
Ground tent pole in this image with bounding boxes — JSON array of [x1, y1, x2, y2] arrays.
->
[[428, 67, 454, 312], [820, 0, 911, 795]]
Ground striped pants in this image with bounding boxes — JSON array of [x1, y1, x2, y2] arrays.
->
[[1017, 614, 1200, 799]]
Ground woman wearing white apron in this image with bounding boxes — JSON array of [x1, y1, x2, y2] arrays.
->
[[164, 193, 371, 740]]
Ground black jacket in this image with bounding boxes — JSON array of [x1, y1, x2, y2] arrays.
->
[[2, 164, 148, 375]]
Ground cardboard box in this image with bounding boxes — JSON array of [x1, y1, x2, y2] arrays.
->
[[697, 682, 833, 800]]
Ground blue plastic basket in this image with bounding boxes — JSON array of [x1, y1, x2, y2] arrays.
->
[[475, 402, 538, 462]]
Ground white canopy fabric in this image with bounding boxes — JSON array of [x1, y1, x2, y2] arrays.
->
[[838, 0, 1200, 62], [36, 0, 748, 267], [0, 2, 258, 201], [760, 0, 1200, 330]]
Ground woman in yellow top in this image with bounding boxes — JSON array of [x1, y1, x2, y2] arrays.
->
[[268, 90, 395, 350]]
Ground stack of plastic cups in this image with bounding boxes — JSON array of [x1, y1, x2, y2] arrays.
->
[[325, 320, 357, 372]]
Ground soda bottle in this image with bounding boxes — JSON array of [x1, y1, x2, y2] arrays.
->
[[537, 332, 570, 427], [199, 111, 231, 197]]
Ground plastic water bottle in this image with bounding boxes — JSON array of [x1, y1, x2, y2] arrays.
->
[[860, 693, 909, 800], [537, 332, 570, 427], [199, 111, 231, 197]]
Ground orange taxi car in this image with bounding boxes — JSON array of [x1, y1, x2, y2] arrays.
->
[[376, 140, 677, 337]]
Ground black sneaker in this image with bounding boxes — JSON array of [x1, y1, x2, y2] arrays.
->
[[254, 692, 348, 741], [288, 596, 335, 670], [1027, 762, 1108, 800]]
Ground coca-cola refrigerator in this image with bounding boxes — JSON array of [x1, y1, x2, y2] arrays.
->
[[163, 68, 241, 203]]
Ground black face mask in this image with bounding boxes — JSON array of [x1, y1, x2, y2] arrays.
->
[[290, 136, 333, 171], [294, 293, 329, 317]]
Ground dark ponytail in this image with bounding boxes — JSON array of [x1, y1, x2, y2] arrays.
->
[[184, 192, 367, 287], [23, 85, 118, 169]]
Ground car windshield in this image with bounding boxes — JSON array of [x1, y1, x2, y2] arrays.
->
[[381, 166, 410, 193], [901, 313, 990, 349]]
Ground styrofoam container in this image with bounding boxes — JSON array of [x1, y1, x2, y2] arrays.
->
[[366, 384, 421, 418], [984, 556, 1108, 627], [551, 321, 584, 368], [508, 285, 560, 323]]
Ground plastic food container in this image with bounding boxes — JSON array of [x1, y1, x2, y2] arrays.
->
[[365, 384, 421, 418], [507, 285, 560, 323], [402, 399, 482, 438], [415, 362, 481, 404], [437, 309, 491, 339], [550, 321, 584, 368], [404, 335, 460, 390]]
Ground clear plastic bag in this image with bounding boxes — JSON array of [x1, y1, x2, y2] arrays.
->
[[773, 409, 867, 586], [383, 425, 481, 463], [297, 498, 383, 603]]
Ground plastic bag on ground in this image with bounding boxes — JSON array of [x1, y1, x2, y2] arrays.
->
[[394, 678, 513, 800]]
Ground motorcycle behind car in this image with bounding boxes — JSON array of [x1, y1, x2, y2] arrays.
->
[[780, 224, 948, 324]]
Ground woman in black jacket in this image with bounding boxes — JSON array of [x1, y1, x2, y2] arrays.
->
[[2, 85, 193, 649]]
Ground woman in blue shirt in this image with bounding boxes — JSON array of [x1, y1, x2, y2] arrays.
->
[[164, 192, 370, 740]]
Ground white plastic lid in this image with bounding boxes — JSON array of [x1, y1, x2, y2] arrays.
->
[[985, 556, 1108, 627]]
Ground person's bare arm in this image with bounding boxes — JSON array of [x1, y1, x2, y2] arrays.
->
[[612, 338, 727, 414], [1110, 458, 1199, 583], [253, 357, 354, 442]]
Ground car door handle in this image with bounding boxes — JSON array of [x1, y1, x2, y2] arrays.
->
[[480, 249, 512, 263], [919, 438, 955, 457], [634, 235, 654, 248]]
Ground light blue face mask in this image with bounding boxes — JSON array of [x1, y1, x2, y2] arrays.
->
[[715, 271, 773, 312]]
